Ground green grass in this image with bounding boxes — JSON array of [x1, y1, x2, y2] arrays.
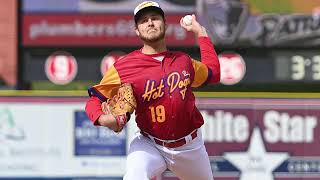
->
[[245, 0, 294, 13], [0, 90, 88, 97], [31, 81, 98, 91]]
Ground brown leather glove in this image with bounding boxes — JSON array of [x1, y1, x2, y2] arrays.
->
[[101, 83, 137, 132]]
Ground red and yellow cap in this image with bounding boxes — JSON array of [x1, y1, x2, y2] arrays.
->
[[134, 1, 165, 23]]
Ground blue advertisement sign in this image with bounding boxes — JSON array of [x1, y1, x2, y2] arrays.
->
[[74, 111, 126, 156]]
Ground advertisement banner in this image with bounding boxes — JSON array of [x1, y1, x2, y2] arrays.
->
[[74, 111, 126, 156], [22, 0, 194, 13], [198, 98, 320, 180], [1, 96, 320, 180], [23, 14, 195, 46], [0, 98, 126, 178], [197, 0, 320, 47], [22, 0, 320, 47]]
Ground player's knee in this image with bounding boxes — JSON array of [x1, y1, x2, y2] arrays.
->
[[124, 166, 151, 180], [124, 164, 162, 180]]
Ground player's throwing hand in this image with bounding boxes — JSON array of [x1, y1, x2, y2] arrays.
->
[[180, 14, 208, 37]]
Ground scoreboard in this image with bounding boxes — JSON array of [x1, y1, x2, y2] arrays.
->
[[273, 51, 320, 82], [235, 50, 320, 83], [20, 47, 320, 92], [196, 49, 320, 92]]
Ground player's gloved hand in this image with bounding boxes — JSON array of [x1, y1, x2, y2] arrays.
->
[[101, 83, 136, 132], [115, 113, 131, 132], [101, 101, 131, 132]]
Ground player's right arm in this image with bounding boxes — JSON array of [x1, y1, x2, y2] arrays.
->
[[85, 65, 122, 131], [180, 14, 221, 87]]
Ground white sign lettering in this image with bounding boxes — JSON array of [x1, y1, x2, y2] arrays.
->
[[202, 110, 249, 142], [263, 110, 317, 143]]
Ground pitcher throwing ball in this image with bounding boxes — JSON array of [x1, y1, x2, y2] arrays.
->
[[85, 1, 221, 179]]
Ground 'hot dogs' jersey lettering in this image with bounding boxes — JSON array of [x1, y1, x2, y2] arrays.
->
[[142, 71, 191, 102], [88, 37, 220, 140]]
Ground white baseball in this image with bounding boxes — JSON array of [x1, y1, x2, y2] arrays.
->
[[183, 15, 193, 25]]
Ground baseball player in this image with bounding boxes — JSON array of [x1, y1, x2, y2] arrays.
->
[[85, 1, 220, 179]]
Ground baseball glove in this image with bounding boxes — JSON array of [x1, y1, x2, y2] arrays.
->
[[102, 83, 137, 132]]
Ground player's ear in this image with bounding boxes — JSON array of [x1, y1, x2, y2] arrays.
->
[[135, 28, 140, 36]]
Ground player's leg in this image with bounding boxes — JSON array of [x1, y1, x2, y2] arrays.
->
[[170, 144, 213, 180], [124, 133, 167, 180], [163, 130, 213, 180]]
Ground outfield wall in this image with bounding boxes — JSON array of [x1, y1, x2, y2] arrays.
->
[[0, 92, 320, 180]]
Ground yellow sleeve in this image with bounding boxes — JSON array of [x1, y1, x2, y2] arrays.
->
[[90, 65, 121, 100], [191, 59, 209, 88]]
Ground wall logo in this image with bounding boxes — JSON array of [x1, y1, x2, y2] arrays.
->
[[197, 0, 320, 47], [197, 98, 320, 180], [255, 14, 320, 46], [0, 108, 25, 142], [224, 127, 289, 180], [100, 51, 125, 76], [197, 0, 249, 44], [45, 51, 78, 85], [218, 52, 246, 85]]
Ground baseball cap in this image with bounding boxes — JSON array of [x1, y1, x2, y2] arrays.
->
[[134, 1, 165, 23]]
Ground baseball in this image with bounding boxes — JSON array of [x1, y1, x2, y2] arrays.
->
[[183, 15, 193, 25]]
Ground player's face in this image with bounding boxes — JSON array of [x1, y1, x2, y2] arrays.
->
[[135, 12, 166, 43]]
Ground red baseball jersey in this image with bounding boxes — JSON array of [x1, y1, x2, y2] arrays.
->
[[86, 37, 220, 140]]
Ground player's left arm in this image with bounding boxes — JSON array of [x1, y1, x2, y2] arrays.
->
[[85, 65, 124, 132], [180, 14, 221, 87]]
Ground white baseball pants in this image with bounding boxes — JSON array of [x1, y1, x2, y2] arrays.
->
[[123, 129, 213, 180]]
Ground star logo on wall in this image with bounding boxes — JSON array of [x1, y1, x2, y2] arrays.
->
[[224, 127, 289, 180]]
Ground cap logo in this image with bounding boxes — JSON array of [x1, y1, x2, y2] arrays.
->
[[134, 1, 160, 15]]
